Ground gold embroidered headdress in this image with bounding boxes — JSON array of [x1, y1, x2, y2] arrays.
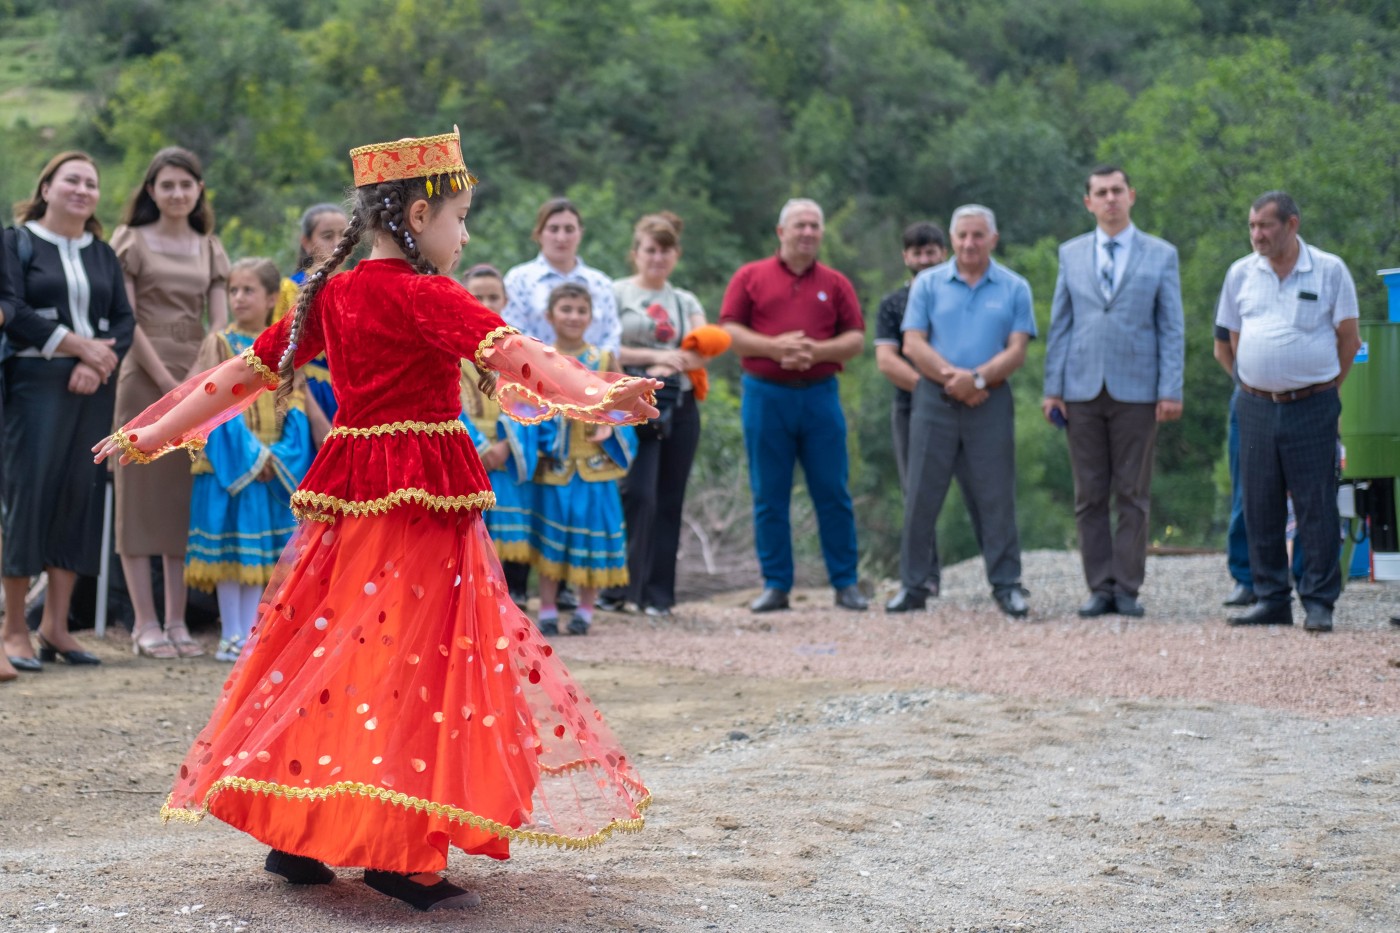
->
[[348, 125, 477, 197]]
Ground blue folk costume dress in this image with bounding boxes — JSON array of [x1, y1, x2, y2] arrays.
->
[[459, 368, 554, 564], [529, 346, 634, 587], [185, 328, 315, 591]]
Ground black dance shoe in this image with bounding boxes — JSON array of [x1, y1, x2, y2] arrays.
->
[[7, 655, 42, 673], [264, 849, 335, 885], [363, 870, 481, 911]]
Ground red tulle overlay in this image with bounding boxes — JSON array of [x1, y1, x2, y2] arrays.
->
[[160, 507, 649, 872]]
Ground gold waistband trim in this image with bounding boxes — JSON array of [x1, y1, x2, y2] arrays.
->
[[241, 346, 280, 388], [160, 775, 650, 851], [290, 487, 496, 523], [474, 325, 520, 370], [327, 419, 465, 439]]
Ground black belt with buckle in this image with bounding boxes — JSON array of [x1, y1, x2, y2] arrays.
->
[[1238, 378, 1338, 403]]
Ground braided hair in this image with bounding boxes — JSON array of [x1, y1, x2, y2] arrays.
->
[[273, 177, 440, 412]]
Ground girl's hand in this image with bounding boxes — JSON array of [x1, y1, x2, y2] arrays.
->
[[611, 377, 663, 421], [93, 427, 157, 465], [68, 362, 103, 396]]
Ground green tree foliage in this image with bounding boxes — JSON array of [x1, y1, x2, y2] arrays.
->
[[6, 0, 1398, 576]]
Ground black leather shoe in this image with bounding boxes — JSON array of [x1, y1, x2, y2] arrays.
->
[[1113, 594, 1145, 618], [1302, 604, 1334, 633], [37, 636, 101, 666], [265, 849, 335, 885], [884, 589, 928, 613], [363, 870, 480, 911], [536, 618, 559, 636], [993, 587, 1030, 618], [750, 588, 790, 613], [1227, 602, 1293, 626], [1077, 593, 1115, 618], [567, 613, 591, 635], [7, 655, 42, 672], [834, 585, 868, 611], [1222, 583, 1257, 607]]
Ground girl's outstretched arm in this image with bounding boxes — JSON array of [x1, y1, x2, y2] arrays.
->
[[93, 349, 277, 466]]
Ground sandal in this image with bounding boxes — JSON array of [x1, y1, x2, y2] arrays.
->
[[132, 623, 178, 660], [165, 621, 205, 658]]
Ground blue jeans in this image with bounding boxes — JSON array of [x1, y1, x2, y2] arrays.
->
[[741, 374, 859, 591]]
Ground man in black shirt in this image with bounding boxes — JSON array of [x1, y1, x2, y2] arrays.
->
[[874, 222, 945, 489]]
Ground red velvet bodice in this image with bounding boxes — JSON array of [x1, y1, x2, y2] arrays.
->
[[252, 260, 499, 523]]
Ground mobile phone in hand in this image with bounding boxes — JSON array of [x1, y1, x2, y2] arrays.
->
[[1050, 407, 1067, 429]]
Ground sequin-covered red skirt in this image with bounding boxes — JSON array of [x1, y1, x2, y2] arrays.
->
[[160, 506, 649, 873]]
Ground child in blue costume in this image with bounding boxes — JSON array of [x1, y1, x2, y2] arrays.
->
[[274, 204, 349, 424], [459, 265, 554, 588], [186, 258, 314, 661], [529, 283, 634, 635]]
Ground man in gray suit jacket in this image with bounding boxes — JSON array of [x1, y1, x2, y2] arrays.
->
[[1042, 165, 1185, 618]]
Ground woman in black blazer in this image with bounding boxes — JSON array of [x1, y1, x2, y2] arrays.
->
[[0, 151, 135, 670]]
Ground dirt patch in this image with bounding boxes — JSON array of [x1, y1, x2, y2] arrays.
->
[[2, 551, 1398, 931]]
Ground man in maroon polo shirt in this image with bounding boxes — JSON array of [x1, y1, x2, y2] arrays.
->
[[720, 198, 868, 613]]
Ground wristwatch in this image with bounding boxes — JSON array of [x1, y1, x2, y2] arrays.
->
[[972, 370, 987, 391]]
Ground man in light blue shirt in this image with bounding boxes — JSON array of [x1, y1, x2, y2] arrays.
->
[[888, 204, 1037, 617]]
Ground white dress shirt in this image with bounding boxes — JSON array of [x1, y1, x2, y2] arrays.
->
[[1215, 237, 1359, 392]]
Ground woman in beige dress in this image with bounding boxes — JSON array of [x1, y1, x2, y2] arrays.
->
[[111, 147, 228, 658]]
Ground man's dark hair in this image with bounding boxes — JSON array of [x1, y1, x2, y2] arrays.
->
[[902, 221, 945, 250], [1252, 190, 1300, 225], [1085, 164, 1131, 193]]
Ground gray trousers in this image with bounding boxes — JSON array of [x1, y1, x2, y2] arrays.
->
[[899, 381, 1020, 593], [1065, 390, 1158, 598]]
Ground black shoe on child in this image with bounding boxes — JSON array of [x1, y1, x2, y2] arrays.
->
[[567, 613, 591, 636], [362, 870, 481, 911], [595, 595, 631, 613], [537, 618, 559, 636], [265, 848, 335, 885], [556, 585, 578, 610]]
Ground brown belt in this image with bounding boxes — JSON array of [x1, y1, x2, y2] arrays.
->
[[1238, 378, 1337, 403]]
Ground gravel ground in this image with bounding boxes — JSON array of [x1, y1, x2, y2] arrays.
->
[[2, 551, 1398, 932]]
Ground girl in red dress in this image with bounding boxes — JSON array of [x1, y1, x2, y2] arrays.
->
[[94, 128, 659, 911]]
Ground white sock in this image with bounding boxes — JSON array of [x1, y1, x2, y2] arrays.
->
[[215, 581, 242, 642], [239, 584, 263, 642]]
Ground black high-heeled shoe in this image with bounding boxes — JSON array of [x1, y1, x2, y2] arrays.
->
[[37, 635, 101, 666], [6, 655, 42, 672]]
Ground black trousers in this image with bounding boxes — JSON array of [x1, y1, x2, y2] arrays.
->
[[1236, 387, 1341, 609], [603, 390, 701, 610]]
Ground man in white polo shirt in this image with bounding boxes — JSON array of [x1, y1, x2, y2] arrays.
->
[[1215, 191, 1361, 632]]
